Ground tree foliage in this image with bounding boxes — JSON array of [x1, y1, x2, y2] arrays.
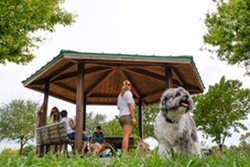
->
[[203, 0, 250, 75], [85, 104, 159, 140], [193, 76, 250, 152], [0, 148, 18, 157], [0, 99, 40, 155], [137, 104, 159, 139], [85, 112, 108, 136], [235, 131, 250, 153], [0, 0, 76, 65], [239, 131, 250, 143]]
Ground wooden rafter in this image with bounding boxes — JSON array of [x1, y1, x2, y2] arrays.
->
[[86, 69, 116, 97]]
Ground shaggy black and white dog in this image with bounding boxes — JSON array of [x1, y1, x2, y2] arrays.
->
[[154, 87, 200, 158]]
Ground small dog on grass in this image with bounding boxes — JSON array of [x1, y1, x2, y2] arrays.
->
[[89, 143, 102, 157], [136, 136, 150, 156], [154, 87, 200, 158]]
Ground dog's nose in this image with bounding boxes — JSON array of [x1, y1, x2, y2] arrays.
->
[[184, 95, 189, 99]]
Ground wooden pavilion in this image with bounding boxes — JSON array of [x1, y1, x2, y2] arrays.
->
[[22, 50, 204, 152]]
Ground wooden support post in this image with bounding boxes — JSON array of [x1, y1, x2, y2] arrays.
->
[[75, 63, 84, 152], [39, 82, 49, 156], [138, 98, 143, 138], [83, 97, 87, 131], [165, 67, 173, 88]]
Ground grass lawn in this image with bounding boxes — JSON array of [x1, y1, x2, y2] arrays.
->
[[0, 149, 249, 167]]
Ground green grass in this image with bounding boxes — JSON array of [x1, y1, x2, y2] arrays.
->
[[0, 150, 249, 167]]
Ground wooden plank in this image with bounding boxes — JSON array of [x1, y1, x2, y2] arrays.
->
[[36, 132, 68, 142], [36, 122, 74, 145]]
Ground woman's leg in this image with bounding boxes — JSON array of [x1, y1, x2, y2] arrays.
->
[[81, 141, 88, 155], [80, 134, 89, 155], [122, 124, 133, 151]]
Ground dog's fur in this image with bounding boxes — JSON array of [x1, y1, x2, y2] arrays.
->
[[89, 143, 102, 157], [154, 87, 200, 158], [136, 136, 150, 156]]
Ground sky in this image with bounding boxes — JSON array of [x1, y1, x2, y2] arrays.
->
[[0, 0, 250, 151]]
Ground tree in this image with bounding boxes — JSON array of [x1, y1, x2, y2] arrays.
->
[[193, 76, 250, 152], [0, 0, 76, 65], [85, 111, 123, 137], [85, 105, 159, 139], [239, 131, 250, 144], [0, 99, 40, 155], [102, 118, 123, 137], [18, 145, 35, 157], [203, 0, 250, 75], [85, 112, 108, 136], [238, 132, 250, 153], [140, 104, 159, 139], [0, 148, 18, 158]]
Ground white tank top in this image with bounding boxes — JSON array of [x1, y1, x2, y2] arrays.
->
[[60, 117, 75, 134]]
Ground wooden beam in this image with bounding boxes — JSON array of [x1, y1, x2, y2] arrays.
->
[[75, 63, 84, 152], [172, 68, 185, 86], [39, 82, 49, 156], [49, 62, 75, 82], [119, 69, 140, 99], [86, 69, 115, 97], [41, 83, 49, 127], [53, 82, 76, 93], [124, 68, 166, 81], [83, 97, 87, 131], [165, 67, 173, 88], [138, 98, 143, 138], [51, 66, 112, 82]]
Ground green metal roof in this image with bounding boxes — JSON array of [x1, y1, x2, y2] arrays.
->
[[22, 50, 204, 105], [23, 49, 203, 86]]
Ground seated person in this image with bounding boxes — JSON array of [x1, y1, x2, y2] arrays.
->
[[50, 107, 61, 123], [90, 126, 106, 153], [49, 106, 63, 152], [60, 110, 89, 155]]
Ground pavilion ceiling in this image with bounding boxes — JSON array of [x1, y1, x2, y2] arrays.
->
[[23, 50, 204, 106]]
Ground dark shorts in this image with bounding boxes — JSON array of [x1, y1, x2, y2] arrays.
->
[[68, 132, 89, 142], [119, 115, 132, 126]]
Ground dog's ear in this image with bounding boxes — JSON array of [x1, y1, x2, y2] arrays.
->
[[161, 96, 168, 105], [160, 94, 170, 112]]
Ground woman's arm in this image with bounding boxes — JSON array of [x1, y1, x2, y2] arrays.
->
[[128, 103, 136, 125], [128, 103, 135, 118], [69, 119, 75, 130]]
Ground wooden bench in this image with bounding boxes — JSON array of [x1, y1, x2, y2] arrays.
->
[[36, 122, 136, 156], [36, 121, 74, 154]]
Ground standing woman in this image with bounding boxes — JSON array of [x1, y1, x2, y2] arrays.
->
[[117, 80, 137, 151]]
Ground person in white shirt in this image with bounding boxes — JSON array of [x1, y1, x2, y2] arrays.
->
[[60, 110, 89, 155], [117, 80, 137, 151]]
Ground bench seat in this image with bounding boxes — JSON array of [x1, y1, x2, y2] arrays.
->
[[36, 122, 74, 154]]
